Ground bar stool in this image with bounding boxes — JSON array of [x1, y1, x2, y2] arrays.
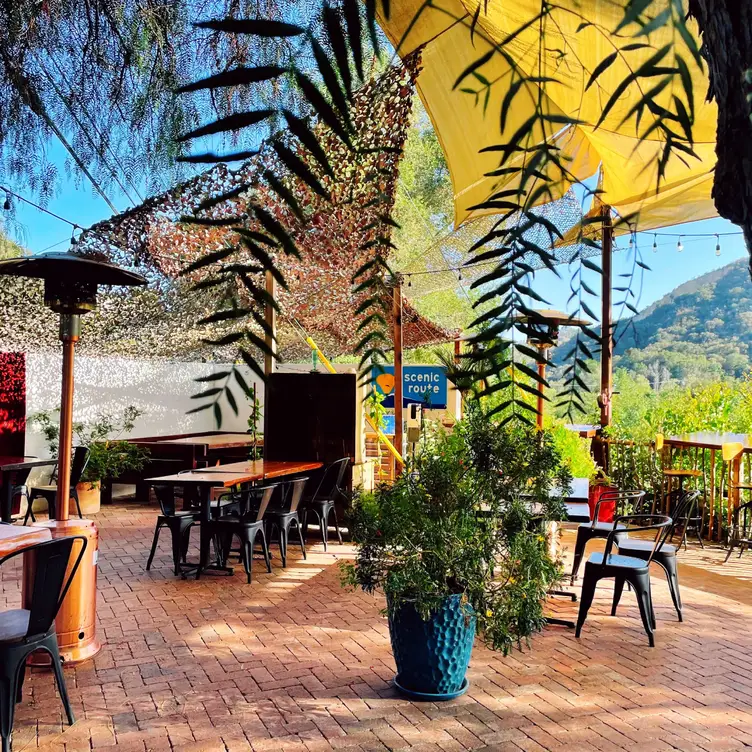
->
[[656, 433, 702, 510]]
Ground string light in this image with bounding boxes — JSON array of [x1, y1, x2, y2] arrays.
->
[[652, 234, 658, 252], [3, 192, 10, 211], [715, 234, 721, 256], [677, 236, 684, 252], [70, 225, 78, 245], [458, 269, 462, 281], [407, 276, 412, 288]]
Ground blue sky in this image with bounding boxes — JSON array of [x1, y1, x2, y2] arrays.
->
[[534, 215, 747, 316], [3, 140, 747, 320]]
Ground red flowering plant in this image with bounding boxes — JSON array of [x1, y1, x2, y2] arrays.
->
[[341, 404, 571, 654]]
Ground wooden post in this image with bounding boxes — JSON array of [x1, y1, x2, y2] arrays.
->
[[709, 448, 716, 542], [264, 270, 277, 377], [536, 347, 546, 431], [393, 278, 404, 469], [599, 204, 613, 429]]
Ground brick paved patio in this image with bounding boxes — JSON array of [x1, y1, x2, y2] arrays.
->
[[3, 502, 752, 752]]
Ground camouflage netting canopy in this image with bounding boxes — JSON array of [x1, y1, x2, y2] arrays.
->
[[0, 55, 456, 363]]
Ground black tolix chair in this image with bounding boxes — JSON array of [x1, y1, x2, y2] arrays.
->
[[575, 513, 672, 647], [0, 535, 87, 752]]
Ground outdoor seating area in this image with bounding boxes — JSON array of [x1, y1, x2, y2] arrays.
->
[[2, 501, 752, 751]]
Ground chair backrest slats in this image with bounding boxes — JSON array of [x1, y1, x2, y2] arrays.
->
[[605, 514, 672, 565], [70, 446, 91, 487], [311, 458, 350, 503], [153, 485, 178, 516], [591, 489, 645, 527], [0, 535, 88, 638], [253, 483, 280, 522], [286, 477, 308, 513]]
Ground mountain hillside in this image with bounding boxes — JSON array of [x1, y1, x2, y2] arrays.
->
[[611, 258, 752, 385]]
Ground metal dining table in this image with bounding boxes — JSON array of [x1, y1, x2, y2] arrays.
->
[[146, 460, 323, 578], [0, 456, 57, 523]]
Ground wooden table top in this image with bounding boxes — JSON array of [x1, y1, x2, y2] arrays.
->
[[0, 524, 52, 558], [146, 460, 322, 488], [666, 432, 752, 451], [0, 456, 56, 472], [142, 433, 260, 449], [564, 424, 600, 438]]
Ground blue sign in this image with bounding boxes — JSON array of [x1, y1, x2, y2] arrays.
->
[[371, 365, 448, 409]]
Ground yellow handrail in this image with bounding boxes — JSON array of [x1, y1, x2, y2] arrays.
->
[[304, 336, 404, 465]]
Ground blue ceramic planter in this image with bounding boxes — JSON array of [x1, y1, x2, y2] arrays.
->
[[388, 594, 476, 699]]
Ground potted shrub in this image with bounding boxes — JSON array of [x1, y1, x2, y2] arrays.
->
[[341, 406, 571, 699], [30, 407, 149, 514], [588, 468, 618, 523]]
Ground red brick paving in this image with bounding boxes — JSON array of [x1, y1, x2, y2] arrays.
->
[[2, 502, 752, 751]]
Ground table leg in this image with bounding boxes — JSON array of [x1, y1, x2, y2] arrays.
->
[[0, 477, 11, 523], [709, 449, 716, 542], [191, 487, 233, 579], [731, 457, 741, 533]]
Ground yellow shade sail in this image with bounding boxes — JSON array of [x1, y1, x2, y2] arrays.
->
[[378, 0, 717, 231]]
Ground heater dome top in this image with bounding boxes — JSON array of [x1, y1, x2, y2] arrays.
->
[[0, 251, 146, 287]]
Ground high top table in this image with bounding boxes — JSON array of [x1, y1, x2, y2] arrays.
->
[[0, 457, 57, 523], [666, 433, 752, 538], [146, 460, 323, 577]]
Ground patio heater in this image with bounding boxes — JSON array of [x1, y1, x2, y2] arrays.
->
[[514, 309, 590, 430], [0, 251, 146, 662]]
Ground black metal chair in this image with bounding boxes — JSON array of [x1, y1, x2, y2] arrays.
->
[[569, 490, 645, 584], [668, 487, 704, 549], [615, 490, 699, 622], [575, 513, 672, 647], [214, 484, 276, 583], [7, 467, 33, 522], [0, 535, 87, 752], [145, 485, 200, 575], [725, 499, 752, 561], [300, 458, 350, 550], [264, 477, 308, 568], [24, 447, 90, 523]]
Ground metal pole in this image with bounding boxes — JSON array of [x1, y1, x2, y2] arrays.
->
[[537, 346, 546, 431], [393, 278, 404, 469], [264, 270, 277, 377], [600, 205, 613, 429], [56, 314, 80, 521]]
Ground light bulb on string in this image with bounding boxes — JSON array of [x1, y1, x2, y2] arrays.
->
[[628, 233, 634, 248], [3, 192, 10, 212], [715, 234, 721, 256], [407, 276, 412, 288], [652, 234, 658, 252], [677, 236, 684, 252], [70, 224, 78, 246], [458, 269, 462, 281]]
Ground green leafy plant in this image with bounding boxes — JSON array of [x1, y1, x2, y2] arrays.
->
[[30, 406, 149, 486], [247, 383, 263, 460], [341, 405, 571, 654]]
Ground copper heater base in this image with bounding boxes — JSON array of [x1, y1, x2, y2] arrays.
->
[[27, 518, 102, 664]]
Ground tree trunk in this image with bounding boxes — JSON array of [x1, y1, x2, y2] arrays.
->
[[688, 0, 752, 277]]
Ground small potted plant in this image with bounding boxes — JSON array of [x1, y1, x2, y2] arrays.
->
[[30, 406, 149, 514], [588, 467, 618, 523], [341, 405, 570, 699]]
